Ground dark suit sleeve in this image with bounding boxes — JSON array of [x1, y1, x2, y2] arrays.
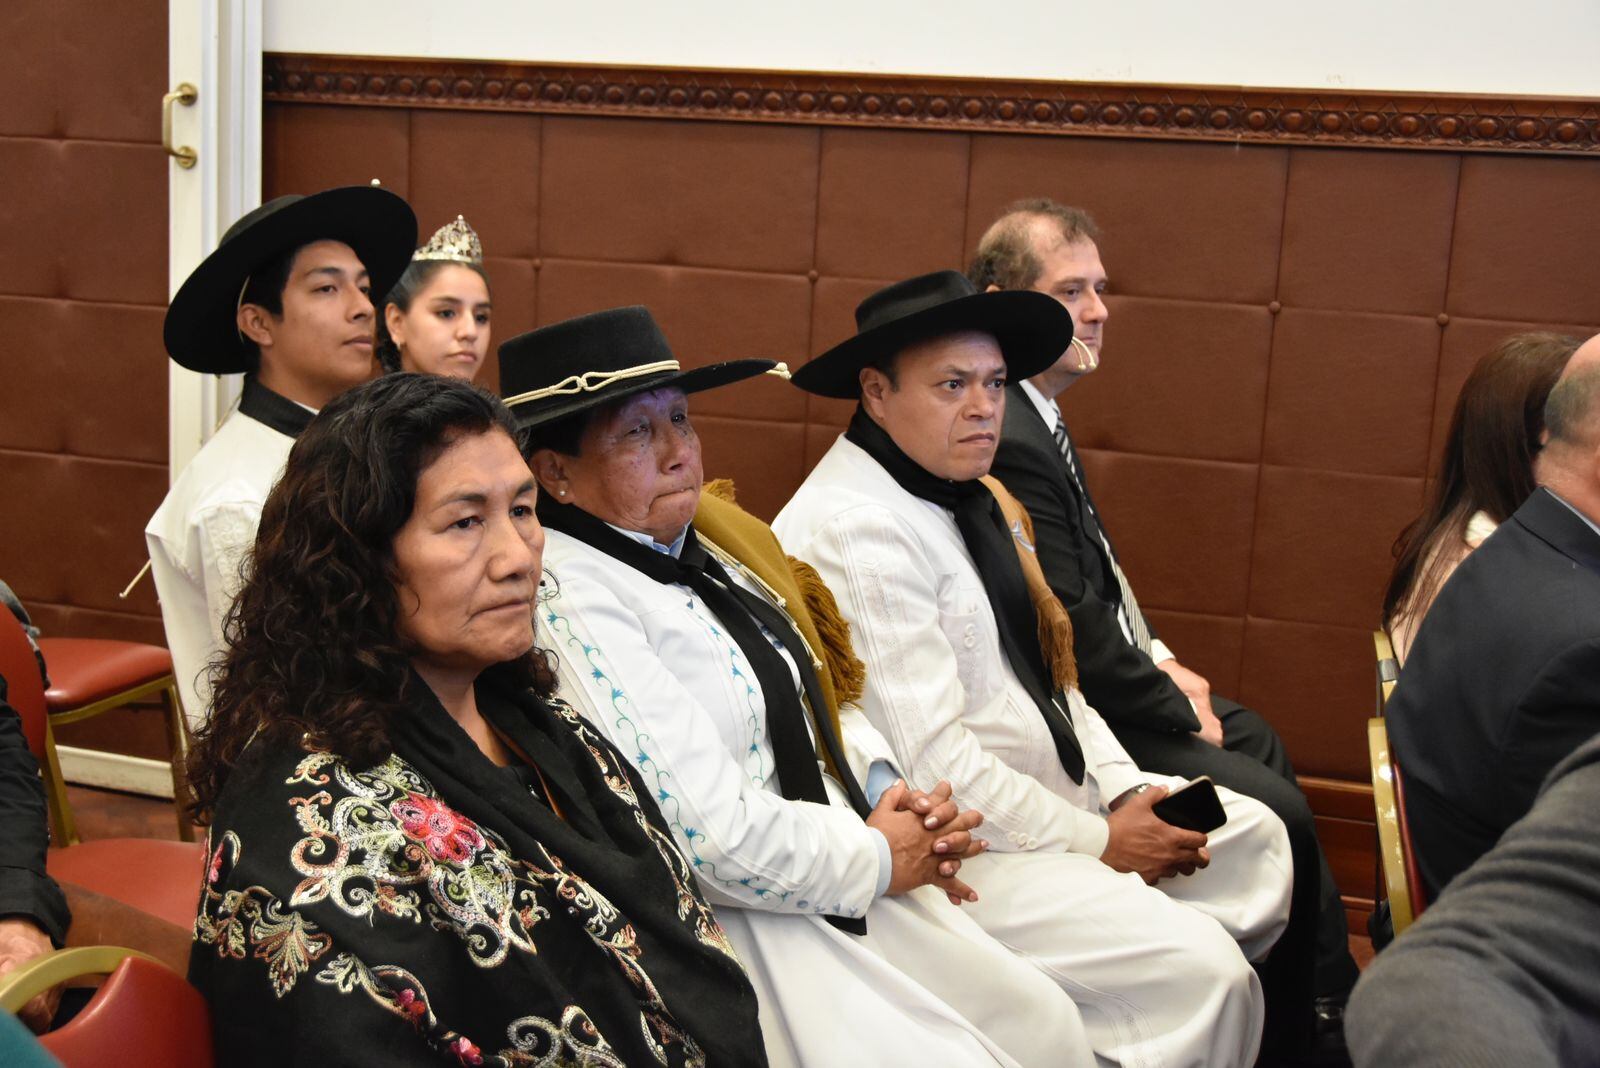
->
[[1504, 636, 1600, 821], [990, 435, 1198, 734], [0, 679, 70, 945]]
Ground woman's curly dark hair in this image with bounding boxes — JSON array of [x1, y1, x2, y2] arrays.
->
[[186, 373, 554, 824]]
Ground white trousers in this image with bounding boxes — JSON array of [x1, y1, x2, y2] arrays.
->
[[958, 780, 1293, 1068], [718, 882, 1096, 1067]]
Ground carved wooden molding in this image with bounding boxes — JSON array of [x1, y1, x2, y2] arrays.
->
[[265, 53, 1600, 155]]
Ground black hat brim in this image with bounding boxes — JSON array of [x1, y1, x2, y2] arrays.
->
[[509, 358, 777, 431], [793, 289, 1073, 399], [163, 187, 418, 374]]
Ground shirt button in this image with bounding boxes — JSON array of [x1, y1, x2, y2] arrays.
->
[[567, 907, 578, 916], [963, 624, 978, 648]]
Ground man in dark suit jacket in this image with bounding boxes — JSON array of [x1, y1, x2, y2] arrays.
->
[[971, 199, 1358, 1055], [1388, 361, 1600, 900]]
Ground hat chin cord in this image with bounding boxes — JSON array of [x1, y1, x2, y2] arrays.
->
[[235, 274, 253, 343]]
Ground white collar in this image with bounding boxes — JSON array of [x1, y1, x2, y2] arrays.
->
[[1018, 379, 1060, 429]]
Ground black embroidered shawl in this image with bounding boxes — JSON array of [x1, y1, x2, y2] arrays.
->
[[190, 668, 768, 1067]]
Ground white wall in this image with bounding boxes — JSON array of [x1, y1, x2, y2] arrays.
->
[[264, 0, 1600, 98]]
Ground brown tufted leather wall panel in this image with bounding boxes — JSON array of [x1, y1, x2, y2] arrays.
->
[[264, 100, 1600, 797], [1, 2, 1591, 912], [0, 0, 168, 648]]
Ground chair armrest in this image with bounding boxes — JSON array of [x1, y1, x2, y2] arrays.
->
[[0, 946, 158, 1014]]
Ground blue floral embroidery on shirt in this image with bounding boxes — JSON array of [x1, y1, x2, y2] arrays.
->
[[540, 588, 791, 906], [695, 610, 771, 789]]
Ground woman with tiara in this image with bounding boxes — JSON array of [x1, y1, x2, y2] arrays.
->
[[377, 215, 493, 381]]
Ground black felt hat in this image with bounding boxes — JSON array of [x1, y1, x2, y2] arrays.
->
[[498, 306, 776, 429], [163, 186, 418, 374], [793, 270, 1073, 399]]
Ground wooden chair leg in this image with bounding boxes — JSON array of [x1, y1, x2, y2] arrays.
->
[[42, 716, 80, 848], [160, 682, 196, 842]]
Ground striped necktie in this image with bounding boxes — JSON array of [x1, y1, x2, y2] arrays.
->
[[1053, 414, 1154, 654]]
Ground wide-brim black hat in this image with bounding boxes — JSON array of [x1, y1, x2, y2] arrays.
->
[[163, 186, 418, 374], [499, 306, 776, 430], [793, 270, 1073, 399]]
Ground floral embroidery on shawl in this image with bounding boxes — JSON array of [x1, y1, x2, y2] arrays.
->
[[194, 718, 738, 1067], [193, 831, 334, 998], [394, 793, 487, 863]]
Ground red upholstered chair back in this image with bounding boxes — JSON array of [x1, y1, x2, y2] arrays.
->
[[0, 607, 47, 760], [39, 955, 214, 1068], [3, 605, 207, 925]]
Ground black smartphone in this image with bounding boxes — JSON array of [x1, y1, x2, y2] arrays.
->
[[1152, 776, 1227, 833]]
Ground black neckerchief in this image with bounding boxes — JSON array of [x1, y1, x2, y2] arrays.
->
[[539, 500, 871, 934], [237, 376, 315, 438], [845, 406, 1085, 784]]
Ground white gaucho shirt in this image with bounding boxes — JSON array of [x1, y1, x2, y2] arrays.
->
[[536, 526, 897, 918], [774, 435, 1149, 860], [145, 388, 306, 727]]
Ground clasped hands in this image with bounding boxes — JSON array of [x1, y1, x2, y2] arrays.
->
[[866, 779, 987, 906]]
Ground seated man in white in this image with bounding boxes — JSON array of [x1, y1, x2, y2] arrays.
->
[[503, 306, 1096, 1068], [774, 271, 1293, 1068], [146, 187, 417, 725]]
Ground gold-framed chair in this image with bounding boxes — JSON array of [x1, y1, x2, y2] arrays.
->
[[1368, 716, 1428, 937], [35, 637, 194, 843], [0, 946, 156, 1015], [1372, 628, 1400, 714], [0, 946, 213, 1067]]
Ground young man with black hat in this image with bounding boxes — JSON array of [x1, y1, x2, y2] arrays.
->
[[146, 187, 416, 725], [775, 270, 1293, 1068]]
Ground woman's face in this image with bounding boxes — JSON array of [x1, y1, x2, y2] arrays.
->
[[534, 387, 703, 546], [385, 264, 492, 381], [391, 428, 543, 677]]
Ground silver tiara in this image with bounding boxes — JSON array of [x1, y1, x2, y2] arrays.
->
[[413, 215, 483, 265]]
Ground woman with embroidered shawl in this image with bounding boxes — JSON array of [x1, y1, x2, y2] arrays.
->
[[498, 307, 1095, 1068], [184, 373, 766, 1067]]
